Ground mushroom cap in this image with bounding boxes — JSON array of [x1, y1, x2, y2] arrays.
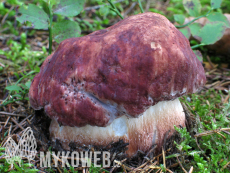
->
[[29, 12, 206, 127]]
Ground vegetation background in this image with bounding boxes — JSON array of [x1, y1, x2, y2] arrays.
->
[[0, 0, 230, 172]]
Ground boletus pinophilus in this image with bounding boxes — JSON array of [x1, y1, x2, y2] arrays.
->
[[29, 12, 206, 157]]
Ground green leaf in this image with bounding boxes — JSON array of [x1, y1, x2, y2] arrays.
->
[[188, 150, 201, 156], [198, 22, 226, 45], [6, 0, 23, 5], [53, 0, 85, 17], [166, 153, 181, 159], [53, 20, 81, 43], [193, 50, 203, 62], [183, 0, 201, 17], [197, 163, 205, 170], [12, 94, 23, 98], [14, 72, 20, 79], [13, 162, 22, 171], [34, 66, 40, 73], [179, 27, 191, 39], [211, 0, 222, 9], [23, 163, 34, 168], [5, 85, 22, 92], [188, 23, 202, 36], [25, 81, 31, 89], [207, 12, 230, 27], [99, 5, 110, 17], [43, 0, 60, 8], [24, 97, 30, 101], [17, 4, 49, 29], [174, 14, 185, 25], [26, 169, 40, 173], [20, 84, 28, 90]]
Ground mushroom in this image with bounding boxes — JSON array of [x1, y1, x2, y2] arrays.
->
[[29, 12, 206, 157]]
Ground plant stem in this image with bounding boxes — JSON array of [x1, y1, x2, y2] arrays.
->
[[191, 43, 205, 49], [107, 0, 124, 19], [48, 4, 53, 54], [175, 9, 213, 28], [137, 0, 144, 13]]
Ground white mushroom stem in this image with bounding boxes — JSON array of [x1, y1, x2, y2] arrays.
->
[[49, 98, 185, 156]]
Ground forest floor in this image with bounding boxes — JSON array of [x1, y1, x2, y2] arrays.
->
[[0, 1, 230, 172]]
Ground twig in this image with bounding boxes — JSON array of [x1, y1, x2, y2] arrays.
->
[[222, 130, 230, 135], [52, 153, 62, 163], [123, 2, 137, 18], [168, 162, 179, 168], [176, 156, 188, 173], [12, 114, 33, 133], [220, 81, 230, 87], [206, 55, 215, 69], [11, 117, 25, 130], [222, 161, 230, 171], [216, 132, 226, 139], [162, 147, 166, 169], [4, 116, 11, 127], [194, 128, 230, 137], [0, 35, 21, 41], [57, 166, 62, 173], [8, 123, 12, 136], [130, 161, 149, 172], [205, 80, 221, 89], [1, 6, 14, 25], [0, 62, 5, 67], [0, 54, 7, 60], [166, 169, 174, 173], [114, 159, 131, 171], [0, 154, 6, 160], [195, 137, 210, 161], [188, 166, 193, 173], [142, 145, 156, 163], [0, 27, 9, 33], [27, 118, 32, 124], [142, 161, 159, 172], [155, 169, 161, 173], [109, 165, 117, 173], [0, 111, 27, 117], [145, 0, 151, 11]]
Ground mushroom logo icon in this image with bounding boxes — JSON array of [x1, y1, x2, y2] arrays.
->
[[3, 127, 37, 167]]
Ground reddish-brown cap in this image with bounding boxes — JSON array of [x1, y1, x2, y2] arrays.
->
[[29, 12, 206, 127]]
